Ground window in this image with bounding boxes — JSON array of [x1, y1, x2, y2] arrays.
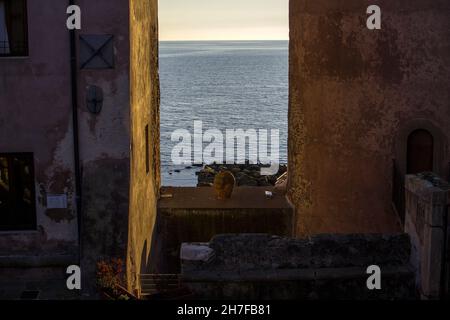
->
[[0, 153, 36, 231], [0, 0, 28, 56]]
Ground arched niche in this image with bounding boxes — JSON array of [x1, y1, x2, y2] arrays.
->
[[394, 119, 448, 179], [407, 129, 434, 174]]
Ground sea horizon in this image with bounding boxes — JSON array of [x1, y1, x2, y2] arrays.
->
[[159, 39, 289, 42], [159, 40, 288, 186]]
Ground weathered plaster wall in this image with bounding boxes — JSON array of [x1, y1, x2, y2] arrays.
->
[[288, 1, 450, 235], [75, 0, 132, 292], [0, 1, 134, 297], [127, 0, 160, 293], [0, 1, 77, 262]]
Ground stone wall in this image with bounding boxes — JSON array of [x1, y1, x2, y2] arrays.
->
[[155, 187, 293, 273], [181, 234, 417, 300], [127, 0, 161, 293], [404, 173, 450, 299], [288, 0, 450, 235]]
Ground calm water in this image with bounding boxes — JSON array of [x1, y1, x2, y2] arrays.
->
[[159, 41, 288, 186]]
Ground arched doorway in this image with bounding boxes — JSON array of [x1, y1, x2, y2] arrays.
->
[[407, 129, 434, 174]]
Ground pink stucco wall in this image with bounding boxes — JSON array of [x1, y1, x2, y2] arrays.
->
[[0, 1, 132, 285], [0, 0, 77, 258]]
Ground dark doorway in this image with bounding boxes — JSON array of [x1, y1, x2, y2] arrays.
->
[[407, 129, 434, 174], [0, 153, 36, 231]]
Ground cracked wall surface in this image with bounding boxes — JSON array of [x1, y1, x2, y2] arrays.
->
[[0, 1, 78, 260], [288, 0, 450, 235], [0, 0, 138, 297], [127, 0, 160, 293], [75, 0, 132, 295]]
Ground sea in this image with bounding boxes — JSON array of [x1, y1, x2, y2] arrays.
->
[[159, 41, 289, 186]]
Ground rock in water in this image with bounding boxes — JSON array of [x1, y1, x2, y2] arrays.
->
[[213, 171, 235, 200]]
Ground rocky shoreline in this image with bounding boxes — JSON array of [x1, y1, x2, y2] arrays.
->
[[196, 163, 287, 187]]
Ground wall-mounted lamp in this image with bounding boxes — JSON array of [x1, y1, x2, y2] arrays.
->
[[86, 85, 103, 114]]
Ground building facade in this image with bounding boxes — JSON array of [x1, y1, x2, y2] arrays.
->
[[288, 0, 450, 236], [0, 0, 160, 298]]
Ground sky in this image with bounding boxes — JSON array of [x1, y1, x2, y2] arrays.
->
[[158, 0, 289, 41]]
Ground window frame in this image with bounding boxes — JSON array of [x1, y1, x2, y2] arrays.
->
[[0, 0, 29, 57]]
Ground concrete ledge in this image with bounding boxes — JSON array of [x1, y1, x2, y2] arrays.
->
[[159, 187, 292, 210]]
